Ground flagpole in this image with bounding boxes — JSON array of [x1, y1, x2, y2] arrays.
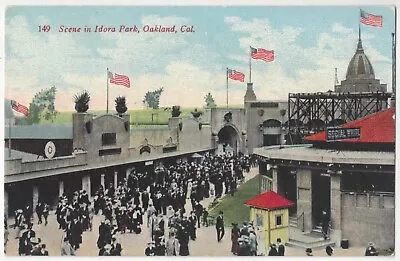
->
[[106, 68, 109, 114], [226, 68, 229, 109], [334, 68, 338, 87], [249, 46, 252, 83], [8, 117, 11, 158], [392, 5, 396, 107]]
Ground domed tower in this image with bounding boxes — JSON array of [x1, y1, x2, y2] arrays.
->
[[335, 28, 387, 93], [345, 30, 375, 81]]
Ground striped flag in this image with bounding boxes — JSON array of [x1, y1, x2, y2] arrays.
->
[[108, 71, 131, 88], [11, 100, 29, 116], [228, 68, 245, 82], [360, 9, 383, 27], [250, 47, 275, 62]]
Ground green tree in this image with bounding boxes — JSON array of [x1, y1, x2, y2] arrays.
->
[[204, 92, 216, 108], [17, 86, 59, 124], [143, 87, 164, 109]]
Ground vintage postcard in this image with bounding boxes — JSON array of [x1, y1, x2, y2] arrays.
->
[[3, 4, 396, 257]]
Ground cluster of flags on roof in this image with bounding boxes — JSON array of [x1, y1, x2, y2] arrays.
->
[[9, 9, 385, 114], [227, 47, 274, 84]]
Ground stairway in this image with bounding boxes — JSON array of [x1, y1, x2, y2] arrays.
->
[[289, 216, 298, 228], [287, 227, 335, 250]]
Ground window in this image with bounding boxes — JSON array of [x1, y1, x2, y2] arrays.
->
[[256, 214, 263, 227], [102, 133, 116, 146], [275, 214, 282, 226]]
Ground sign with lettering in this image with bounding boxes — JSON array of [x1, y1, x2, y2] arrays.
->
[[326, 127, 360, 141], [250, 102, 279, 108]]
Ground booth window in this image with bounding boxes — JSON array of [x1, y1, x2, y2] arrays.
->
[[275, 214, 282, 226], [256, 214, 263, 227], [102, 133, 116, 146]]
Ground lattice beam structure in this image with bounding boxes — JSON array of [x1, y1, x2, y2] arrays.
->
[[286, 92, 391, 143]]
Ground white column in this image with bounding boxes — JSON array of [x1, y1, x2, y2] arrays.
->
[[101, 174, 105, 188], [33, 185, 39, 208], [59, 180, 64, 197], [82, 175, 91, 197], [4, 187, 9, 218], [114, 171, 118, 189], [330, 172, 342, 246], [126, 168, 131, 179], [272, 165, 278, 193]]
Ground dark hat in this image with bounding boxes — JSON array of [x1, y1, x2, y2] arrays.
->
[[326, 245, 333, 254]]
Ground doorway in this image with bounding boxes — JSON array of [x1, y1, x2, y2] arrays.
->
[[263, 134, 280, 146], [217, 125, 239, 155], [278, 167, 297, 216], [312, 171, 331, 227]]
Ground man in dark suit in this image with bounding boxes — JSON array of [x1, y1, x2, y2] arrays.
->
[[68, 217, 83, 250], [40, 244, 49, 256], [215, 211, 225, 242], [277, 238, 285, 256], [22, 223, 36, 242], [141, 190, 150, 211]]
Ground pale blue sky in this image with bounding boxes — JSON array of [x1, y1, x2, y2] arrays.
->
[[4, 6, 395, 110]]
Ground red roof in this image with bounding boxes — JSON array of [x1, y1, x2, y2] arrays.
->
[[244, 191, 294, 210], [305, 108, 395, 143]]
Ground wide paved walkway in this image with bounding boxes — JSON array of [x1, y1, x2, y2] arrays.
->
[[5, 167, 367, 256]]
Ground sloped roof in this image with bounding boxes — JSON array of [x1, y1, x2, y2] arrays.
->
[[4, 124, 73, 139], [305, 107, 395, 143], [4, 148, 39, 161], [245, 191, 294, 210]]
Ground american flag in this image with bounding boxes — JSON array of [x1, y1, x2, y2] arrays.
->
[[108, 71, 131, 88], [250, 47, 275, 62], [360, 9, 383, 27], [228, 68, 245, 82], [11, 100, 29, 116]]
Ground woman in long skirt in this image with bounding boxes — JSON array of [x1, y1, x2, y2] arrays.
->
[[231, 223, 240, 255]]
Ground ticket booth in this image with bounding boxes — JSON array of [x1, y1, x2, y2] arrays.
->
[[245, 191, 294, 252]]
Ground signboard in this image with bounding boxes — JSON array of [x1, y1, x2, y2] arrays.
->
[[326, 127, 360, 141], [250, 102, 279, 108], [145, 161, 153, 166]]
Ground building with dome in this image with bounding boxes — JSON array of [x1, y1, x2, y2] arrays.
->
[[285, 29, 391, 143], [335, 30, 387, 93], [254, 30, 395, 250]]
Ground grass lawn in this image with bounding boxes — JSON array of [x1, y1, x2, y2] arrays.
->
[[209, 175, 260, 228]]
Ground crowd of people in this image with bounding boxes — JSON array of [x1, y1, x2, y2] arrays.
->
[[90, 153, 251, 256], [10, 207, 50, 256], [230, 221, 259, 256], [6, 152, 251, 256], [6, 151, 394, 257]]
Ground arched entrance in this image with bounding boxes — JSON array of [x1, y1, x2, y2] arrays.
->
[[263, 119, 282, 146], [217, 125, 240, 155]]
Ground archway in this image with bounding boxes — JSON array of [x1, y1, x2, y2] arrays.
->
[[262, 119, 282, 146], [217, 125, 240, 155]]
